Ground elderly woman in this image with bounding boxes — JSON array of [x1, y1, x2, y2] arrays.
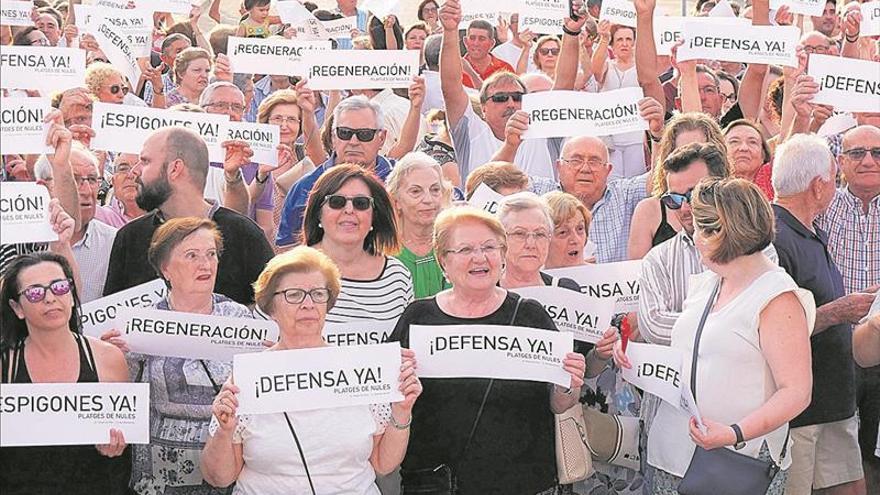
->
[[201, 246, 422, 492], [464, 161, 529, 199], [0, 253, 129, 494], [302, 164, 414, 323], [724, 119, 774, 200], [166, 47, 212, 107], [386, 152, 453, 299], [543, 191, 593, 269], [84, 62, 130, 105], [388, 206, 586, 495], [626, 178, 813, 494], [517, 36, 561, 80]]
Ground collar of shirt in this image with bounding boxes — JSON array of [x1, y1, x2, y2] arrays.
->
[[319, 153, 394, 180], [72, 220, 97, 249], [254, 75, 273, 96], [840, 187, 880, 212], [773, 204, 827, 243], [464, 53, 509, 79]]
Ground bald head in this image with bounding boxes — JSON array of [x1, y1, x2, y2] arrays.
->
[[561, 136, 610, 162], [521, 73, 554, 93], [153, 126, 210, 190], [839, 125, 880, 196]]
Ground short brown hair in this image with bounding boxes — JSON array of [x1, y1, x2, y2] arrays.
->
[[543, 191, 592, 234], [253, 246, 342, 315], [433, 206, 507, 271], [173, 47, 211, 85], [691, 177, 774, 264], [479, 71, 526, 104], [148, 217, 224, 278], [465, 161, 529, 199]]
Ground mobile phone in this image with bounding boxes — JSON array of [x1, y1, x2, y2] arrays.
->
[[569, 0, 587, 20]]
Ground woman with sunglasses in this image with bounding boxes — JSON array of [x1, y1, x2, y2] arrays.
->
[[517, 36, 562, 82], [84, 62, 131, 106], [0, 252, 131, 495]]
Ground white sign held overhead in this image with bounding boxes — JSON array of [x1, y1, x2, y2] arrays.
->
[[545, 259, 642, 313], [861, 2, 880, 37], [678, 21, 800, 67], [92, 15, 142, 85], [0, 97, 53, 155], [520, 0, 568, 35], [652, 16, 747, 55], [78, 6, 153, 57], [303, 49, 420, 90], [769, 0, 825, 16], [80, 279, 168, 339], [234, 342, 404, 415], [227, 37, 331, 76], [459, 0, 518, 29], [0, 182, 58, 244], [707, 0, 737, 17], [0, 382, 150, 447], [467, 182, 506, 214], [361, 0, 401, 20], [522, 88, 648, 139], [512, 286, 616, 343], [0, 46, 86, 93], [321, 17, 356, 39], [1, 1, 34, 26], [409, 325, 573, 387], [600, 0, 638, 28], [210, 121, 281, 167], [323, 319, 398, 347], [808, 55, 880, 113], [275, 1, 330, 40]]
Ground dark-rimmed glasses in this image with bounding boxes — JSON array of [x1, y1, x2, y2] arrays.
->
[[274, 287, 331, 305]]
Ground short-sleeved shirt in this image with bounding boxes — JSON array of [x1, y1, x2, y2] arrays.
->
[[816, 187, 880, 296], [461, 54, 515, 89], [773, 204, 855, 428], [590, 173, 651, 263]]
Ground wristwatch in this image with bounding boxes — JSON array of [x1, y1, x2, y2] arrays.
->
[[730, 424, 746, 450]]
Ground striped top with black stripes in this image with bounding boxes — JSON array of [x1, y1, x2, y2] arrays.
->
[[326, 256, 414, 324]]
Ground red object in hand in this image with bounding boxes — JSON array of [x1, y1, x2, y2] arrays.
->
[[620, 316, 631, 353]]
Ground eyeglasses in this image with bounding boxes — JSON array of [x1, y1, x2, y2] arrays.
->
[[74, 175, 100, 187], [205, 102, 245, 113], [269, 115, 301, 125], [802, 45, 829, 54], [18, 279, 73, 303], [335, 127, 379, 142], [538, 47, 560, 56], [659, 189, 694, 210], [507, 230, 550, 243], [721, 92, 736, 103], [486, 91, 524, 104], [444, 243, 504, 257], [323, 194, 374, 211], [559, 156, 605, 169], [106, 84, 129, 95], [274, 287, 331, 305], [29, 37, 49, 46], [841, 147, 880, 161]]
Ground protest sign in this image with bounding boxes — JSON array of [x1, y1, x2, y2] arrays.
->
[[323, 319, 398, 347], [409, 324, 573, 387], [0, 97, 53, 155], [861, 2, 880, 37], [707, 0, 737, 17], [227, 37, 330, 77], [520, 0, 568, 35], [0, 382, 149, 447], [652, 16, 747, 55], [303, 49, 419, 90], [209, 121, 281, 166], [808, 54, 880, 113], [117, 308, 280, 361], [522, 88, 648, 139], [467, 182, 505, 214], [275, 0, 331, 40], [361, 0, 401, 20], [1, 1, 34, 26], [80, 279, 167, 338], [769, 0, 824, 16], [76, 6, 152, 57], [459, 0, 518, 29], [93, 0, 192, 14], [545, 259, 642, 313], [91, 102, 229, 154], [234, 342, 403, 414], [92, 13, 143, 85], [321, 17, 356, 39], [512, 286, 616, 343], [0, 182, 57, 244], [678, 21, 799, 67], [0, 46, 86, 93], [817, 112, 857, 138], [600, 0, 638, 28], [620, 342, 684, 407]]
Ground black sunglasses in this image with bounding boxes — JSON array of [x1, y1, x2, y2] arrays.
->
[[323, 194, 374, 211], [659, 189, 694, 210], [335, 127, 379, 142], [538, 47, 560, 56], [19, 279, 73, 303], [109, 84, 129, 95], [841, 147, 880, 161], [487, 91, 524, 104]]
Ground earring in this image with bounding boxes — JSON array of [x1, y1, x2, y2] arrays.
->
[[318, 222, 323, 229], [369, 226, 374, 231]]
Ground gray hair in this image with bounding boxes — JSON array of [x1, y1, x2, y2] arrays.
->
[[34, 155, 53, 181], [771, 133, 834, 197], [497, 191, 554, 232], [385, 151, 453, 205], [424, 34, 442, 70], [198, 81, 243, 107], [332, 94, 384, 131]]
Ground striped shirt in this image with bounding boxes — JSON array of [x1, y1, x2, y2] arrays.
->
[[816, 187, 880, 295], [326, 256, 414, 324]]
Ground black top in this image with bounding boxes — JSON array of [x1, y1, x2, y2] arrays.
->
[[772, 205, 855, 427], [388, 293, 558, 495], [0, 334, 131, 494], [103, 206, 274, 305], [651, 201, 678, 248]]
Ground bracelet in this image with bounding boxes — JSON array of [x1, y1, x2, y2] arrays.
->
[[389, 412, 412, 430], [224, 169, 243, 184], [649, 131, 662, 143], [255, 172, 270, 184], [845, 33, 859, 43], [562, 25, 580, 37]]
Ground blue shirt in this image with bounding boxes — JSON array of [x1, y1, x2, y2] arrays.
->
[[332, 8, 369, 50], [275, 154, 395, 247]]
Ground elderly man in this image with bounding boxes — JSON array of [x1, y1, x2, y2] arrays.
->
[[103, 127, 273, 304], [275, 95, 392, 248], [771, 134, 873, 495]]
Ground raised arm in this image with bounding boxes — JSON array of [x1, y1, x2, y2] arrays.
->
[[634, 0, 666, 106], [554, 14, 589, 90], [840, 9, 862, 59], [221, 141, 254, 215], [45, 110, 82, 231], [515, 30, 534, 75], [295, 81, 329, 166], [439, 0, 470, 128], [590, 20, 612, 85], [671, 41, 701, 113], [736, 0, 770, 120], [388, 77, 426, 159]]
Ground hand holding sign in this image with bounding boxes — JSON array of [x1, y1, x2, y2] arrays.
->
[[47, 198, 75, 247], [395, 348, 423, 413], [95, 429, 127, 458], [45, 108, 72, 168], [593, 327, 619, 360], [505, 110, 530, 148], [639, 97, 665, 141], [222, 140, 254, 175], [211, 381, 240, 434], [562, 352, 587, 389], [689, 416, 736, 450], [842, 8, 862, 40]]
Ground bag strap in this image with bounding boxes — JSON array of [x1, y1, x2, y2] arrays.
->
[[283, 412, 317, 495]]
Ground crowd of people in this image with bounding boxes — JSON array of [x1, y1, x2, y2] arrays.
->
[[0, 0, 878, 493]]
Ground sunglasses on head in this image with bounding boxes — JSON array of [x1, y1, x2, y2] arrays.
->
[[486, 91, 524, 104], [109, 84, 129, 95], [19, 279, 73, 303], [335, 127, 379, 142], [323, 194, 374, 211], [659, 189, 694, 210]]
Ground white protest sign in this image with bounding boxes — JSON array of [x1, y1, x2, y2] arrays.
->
[[0, 182, 57, 244], [652, 16, 747, 55], [679, 382, 706, 433], [808, 54, 880, 113], [861, 2, 880, 37], [769, 0, 824, 16], [118, 307, 279, 361], [459, 0, 518, 29], [1, 1, 34, 26], [817, 112, 857, 138], [707, 0, 737, 17], [323, 319, 398, 347], [410, 325, 573, 387], [80, 279, 167, 338], [678, 21, 800, 67], [303, 49, 419, 90], [94, 0, 191, 14], [88, 7, 153, 57], [361, 0, 401, 20], [0, 46, 86, 93], [620, 342, 684, 407], [321, 16, 356, 39], [0, 97, 53, 155], [234, 342, 403, 414], [522, 88, 648, 139], [545, 259, 642, 313], [512, 286, 616, 343], [209, 121, 280, 166], [92, 13, 142, 85], [520, 0, 568, 35], [91, 102, 229, 154], [467, 182, 505, 214], [275, 0, 330, 40], [600, 0, 637, 28], [227, 37, 330, 77], [0, 382, 149, 447]]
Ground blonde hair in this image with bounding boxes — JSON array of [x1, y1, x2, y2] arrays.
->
[[543, 191, 592, 234], [253, 246, 342, 315], [464, 161, 529, 199], [256, 88, 300, 124], [433, 206, 507, 270], [173, 47, 211, 85], [84, 62, 125, 95], [691, 177, 774, 265], [652, 112, 727, 195], [532, 35, 560, 68]]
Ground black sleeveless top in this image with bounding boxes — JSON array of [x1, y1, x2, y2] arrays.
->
[[0, 333, 131, 495], [651, 201, 678, 247]]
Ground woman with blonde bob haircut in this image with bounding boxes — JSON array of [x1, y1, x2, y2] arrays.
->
[[202, 246, 422, 494], [631, 178, 815, 494]]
